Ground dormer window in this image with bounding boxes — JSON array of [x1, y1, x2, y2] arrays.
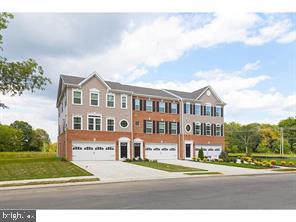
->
[[73, 89, 82, 105]]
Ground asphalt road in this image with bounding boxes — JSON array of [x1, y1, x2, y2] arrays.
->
[[1, 174, 296, 209]]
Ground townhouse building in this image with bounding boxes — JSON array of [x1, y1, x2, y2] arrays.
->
[[56, 72, 225, 161]]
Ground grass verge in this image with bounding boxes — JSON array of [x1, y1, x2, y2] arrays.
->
[[272, 168, 296, 172], [184, 172, 221, 175], [207, 161, 269, 169], [0, 178, 99, 188], [128, 161, 207, 172]]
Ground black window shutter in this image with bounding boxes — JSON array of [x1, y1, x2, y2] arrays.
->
[[184, 103, 186, 114], [211, 124, 214, 136], [203, 123, 206, 135], [177, 103, 180, 114], [144, 120, 146, 133], [190, 104, 193, 114], [211, 107, 214, 116], [165, 122, 168, 134], [177, 122, 180, 134], [143, 100, 146, 111], [165, 102, 168, 113], [214, 124, 216, 136], [193, 122, 196, 134], [168, 103, 172, 113], [153, 101, 156, 112], [201, 105, 203, 115], [201, 123, 204, 135], [156, 121, 159, 133], [193, 104, 195, 115], [221, 125, 224, 136], [153, 121, 156, 133], [132, 99, 135, 110], [221, 107, 224, 117], [214, 107, 216, 116], [156, 101, 159, 112], [140, 100, 143, 111], [168, 122, 171, 134], [204, 106, 206, 115]]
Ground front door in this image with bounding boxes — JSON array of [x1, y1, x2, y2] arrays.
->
[[134, 143, 141, 158], [185, 144, 191, 159], [120, 142, 128, 159]]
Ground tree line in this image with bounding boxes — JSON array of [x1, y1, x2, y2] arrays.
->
[[0, 121, 56, 152], [225, 117, 296, 154]]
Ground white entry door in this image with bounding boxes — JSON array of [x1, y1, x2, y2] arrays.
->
[[145, 143, 177, 160], [72, 141, 115, 161], [195, 144, 222, 160]]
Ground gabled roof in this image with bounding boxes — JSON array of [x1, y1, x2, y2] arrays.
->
[[60, 75, 84, 85], [165, 86, 208, 100]]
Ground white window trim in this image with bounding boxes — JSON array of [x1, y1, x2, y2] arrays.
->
[[171, 103, 177, 114], [87, 113, 102, 131], [185, 102, 191, 114], [121, 94, 128, 109], [119, 119, 129, 129], [195, 122, 201, 135], [145, 120, 153, 134], [205, 103, 212, 116], [159, 121, 165, 134], [146, 99, 153, 112], [89, 90, 100, 107], [206, 122, 211, 136], [72, 115, 83, 130], [185, 124, 191, 133], [195, 103, 201, 115], [216, 123, 221, 136], [171, 122, 177, 135], [106, 117, 116, 131], [106, 93, 115, 108], [159, 101, 165, 113], [135, 98, 140, 111], [72, 89, 83, 105], [216, 105, 222, 117]]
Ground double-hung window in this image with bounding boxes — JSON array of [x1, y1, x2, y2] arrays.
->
[[145, 121, 153, 134], [73, 116, 82, 130], [206, 123, 211, 136], [73, 90, 82, 105], [121, 95, 127, 109], [205, 104, 211, 116], [159, 101, 165, 113], [185, 102, 190, 114], [216, 106, 222, 117], [146, 100, 153, 112], [88, 115, 101, 131], [171, 103, 177, 114], [135, 99, 140, 111], [106, 93, 115, 108], [216, 124, 221, 136], [90, 91, 99, 106], [195, 103, 201, 115], [158, 121, 165, 134], [171, 122, 177, 135], [195, 122, 201, 135], [106, 118, 115, 131]]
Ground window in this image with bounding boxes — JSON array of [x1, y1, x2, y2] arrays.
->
[[206, 123, 211, 136], [95, 147, 104, 150], [205, 104, 211, 116], [73, 146, 82, 150], [162, 148, 168, 151], [169, 148, 176, 151], [171, 103, 177, 114], [208, 148, 214, 151], [146, 147, 152, 151], [135, 99, 140, 111], [106, 93, 115, 108], [73, 116, 82, 130], [158, 121, 165, 134], [90, 91, 99, 106], [106, 118, 115, 131], [146, 100, 153, 112], [215, 148, 220, 151], [73, 90, 82, 105], [105, 147, 114, 150], [195, 122, 201, 135], [84, 147, 93, 150], [195, 103, 201, 115], [216, 124, 221, 136], [88, 115, 101, 131], [145, 121, 153, 134], [120, 119, 129, 128], [153, 148, 160, 151], [185, 124, 191, 133], [159, 101, 165, 113], [121, 95, 127, 109], [216, 106, 222, 117], [185, 102, 190, 114], [135, 121, 140, 127], [171, 122, 177, 135]]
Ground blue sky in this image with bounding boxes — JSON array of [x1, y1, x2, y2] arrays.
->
[[0, 13, 295, 141]]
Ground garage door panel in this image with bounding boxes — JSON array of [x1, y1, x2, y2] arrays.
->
[[195, 144, 222, 159], [72, 141, 115, 161], [145, 143, 177, 160]]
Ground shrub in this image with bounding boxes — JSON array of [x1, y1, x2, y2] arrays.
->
[[125, 158, 132, 162], [219, 151, 228, 161], [198, 149, 204, 160], [265, 163, 272, 168], [288, 162, 294, 166], [144, 158, 149, 161], [280, 161, 286, 166], [270, 160, 276, 165], [218, 159, 223, 162]]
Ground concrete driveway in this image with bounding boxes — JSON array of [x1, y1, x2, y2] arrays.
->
[[73, 161, 189, 182], [160, 160, 280, 175]]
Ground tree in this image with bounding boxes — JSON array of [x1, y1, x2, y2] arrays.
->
[[0, 125, 23, 151], [198, 148, 204, 160], [10, 120, 33, 151], [31, 128, 51, 151], [0, 13, 51, 108], [257, 124, 280, 153], [278, 117, 296, 153]]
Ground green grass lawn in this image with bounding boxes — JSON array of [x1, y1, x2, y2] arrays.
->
[[128, 161, 207, 172], [207, 161, 269, 169], [272, 168, 296, 172], [0, 152, 92, 181], [228, 153, 296, 158]]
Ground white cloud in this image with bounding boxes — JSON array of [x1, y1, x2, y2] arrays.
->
[[277, 30, 296, 43], [242, 60, 261, 72]]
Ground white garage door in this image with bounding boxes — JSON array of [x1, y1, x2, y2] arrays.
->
[[145, 143, 177, 160], [72, 141, 115, 161], [195, 144, 222, 160]]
